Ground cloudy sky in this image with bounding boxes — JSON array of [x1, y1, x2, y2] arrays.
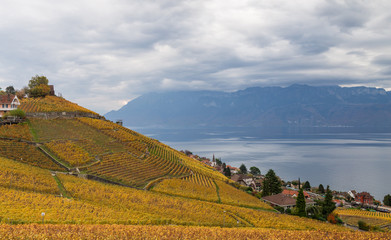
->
[[0, 0, 390, 114]]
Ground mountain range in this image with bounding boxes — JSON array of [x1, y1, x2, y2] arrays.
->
[[105, 84, 391, 128]]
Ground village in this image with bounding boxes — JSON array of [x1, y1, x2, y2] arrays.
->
[[182, 150, 391, 216]]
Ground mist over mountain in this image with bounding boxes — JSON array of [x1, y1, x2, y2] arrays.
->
[[105, 85, 391, 129]]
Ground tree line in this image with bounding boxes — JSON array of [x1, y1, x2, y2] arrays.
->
[[1, 75, 51, 99]]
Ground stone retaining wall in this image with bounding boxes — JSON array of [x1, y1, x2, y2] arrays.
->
[[26, 112, 104, 119]]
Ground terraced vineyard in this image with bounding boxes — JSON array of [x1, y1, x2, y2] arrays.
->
[[0, 123, 32, 141], [0, 156, 59, 194], [153, 175, 272, 209], [335, 208, 391, 228], [0, 170, 351, 233], [3, 96, 388, 238], [0, 139, 63, 171], [19, 96, 98, 115], [1, 224, 390, 240], [44, 140, 94, 167], [216, 180, 268, 208], [87, 152, 189, 187], [153, 176, 220, 202], [335, 208, 391, 221]]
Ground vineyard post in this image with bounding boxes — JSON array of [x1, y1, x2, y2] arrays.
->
[[41, 212, 45, 224]]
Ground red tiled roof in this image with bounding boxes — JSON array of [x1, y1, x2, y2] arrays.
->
[[0, 94, 15, 104], [282, 189, 310, 198]]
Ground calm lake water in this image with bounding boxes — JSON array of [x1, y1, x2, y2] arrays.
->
[[132, 127, 391, 201]]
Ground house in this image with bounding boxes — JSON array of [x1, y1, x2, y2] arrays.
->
[[262, 193, 316, 210], [348, 190, 357, 199], [201, 159, 212, 166], [214, 165, 224, 173], [355, 192, 374, 205], [226, 165, 239, 174], [282, 189, 310, 199], [0, 94, 20, 117], [231, 174, 257, 189], [333, 199, 345, 207]]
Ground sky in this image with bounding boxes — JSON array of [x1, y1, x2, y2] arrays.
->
[[0, 0, 390, 114]]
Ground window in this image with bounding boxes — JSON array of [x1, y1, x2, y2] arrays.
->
[[6, 104, 8, 108]]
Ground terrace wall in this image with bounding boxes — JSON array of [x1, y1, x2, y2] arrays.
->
[[26, 112, 104, 119]]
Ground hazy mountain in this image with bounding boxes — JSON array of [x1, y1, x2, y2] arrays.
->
[[105, 84, 391, 128]]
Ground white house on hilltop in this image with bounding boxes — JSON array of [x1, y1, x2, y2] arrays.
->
[[0, 94, 20, 117]]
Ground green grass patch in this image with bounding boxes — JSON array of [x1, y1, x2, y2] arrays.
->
[[52, 174, 71, 198]]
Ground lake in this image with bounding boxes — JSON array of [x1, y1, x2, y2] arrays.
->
[[132, 127, 391, 201]]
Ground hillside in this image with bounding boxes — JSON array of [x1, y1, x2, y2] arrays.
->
[[105, 85, 391, 128], [0, 95, 389, 239]]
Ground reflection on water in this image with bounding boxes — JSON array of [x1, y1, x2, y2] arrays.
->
[[133, 127, 391, 201]]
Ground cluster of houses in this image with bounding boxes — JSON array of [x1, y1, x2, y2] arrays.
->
[[190, 152, 388, 211], [186, 153, 319, 210]]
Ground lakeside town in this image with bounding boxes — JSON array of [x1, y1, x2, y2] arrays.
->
[[182, 150, 391, 217]]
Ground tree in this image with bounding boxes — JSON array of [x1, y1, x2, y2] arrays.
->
[[296, 188, 306, 217], [303, 181, 311, 191], [215, 158, 222, 166], [291, 180, 298, 188], [384, 194, 391, 206], [28, 84, 50, 98], [318, 184, 325, 194], [28, 75, 49, 89], [184, 150, 193, 156], [239, 164, 248, 174], [223, 167, 231, 177], [27, 75, 50, 98], [261, 169, 282, 197], [5, 86, 15, 95], [249, 166, 261, 175], [322, 185, 336, 219]]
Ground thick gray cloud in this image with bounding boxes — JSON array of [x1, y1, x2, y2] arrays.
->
[[0, 0, 390, 114]]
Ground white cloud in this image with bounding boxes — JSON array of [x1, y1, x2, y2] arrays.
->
[[0, 0, 390, 114]]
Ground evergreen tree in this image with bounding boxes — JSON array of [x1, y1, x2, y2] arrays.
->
[[223, 167, 231, 177], [384, 194, 391, 206], [261, 169, 282, 197], [239, 164, 248, 174], [215, 158, 222, 166], [249, 166, 261, 175], [322, 185, 336, 218], [303, 181, 311, 191], [296, 188, 306, 217], [318, 184, 325, 194]]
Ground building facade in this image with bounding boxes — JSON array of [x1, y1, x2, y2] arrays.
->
[[0, 95, 20, 117]]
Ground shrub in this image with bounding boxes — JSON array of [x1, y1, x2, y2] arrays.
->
[[2, 109, 26, 119], [327, 213, 339, 224], [274, 206, 284, 213], [358, 220, 370, 231]]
